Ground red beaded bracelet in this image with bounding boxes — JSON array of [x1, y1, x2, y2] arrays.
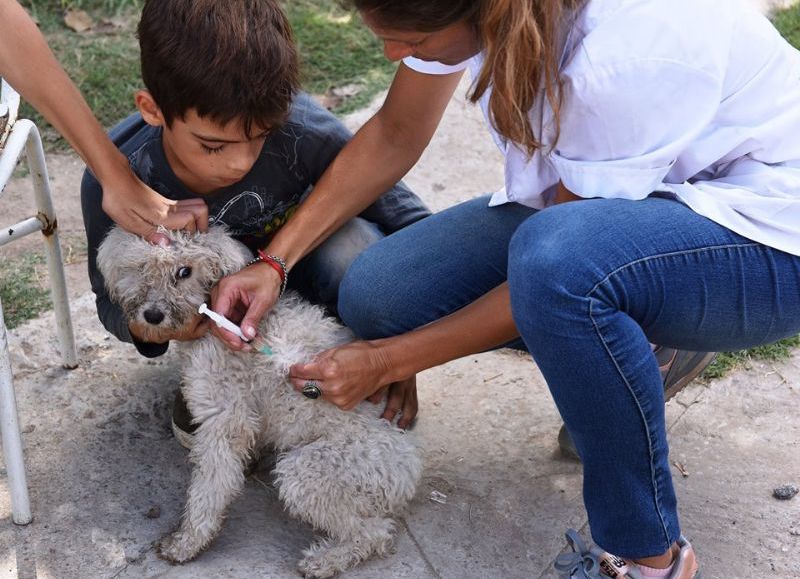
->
[[247, 250, 288, 297]]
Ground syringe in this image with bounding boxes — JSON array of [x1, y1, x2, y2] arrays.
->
[[198, 303, 274, 355]]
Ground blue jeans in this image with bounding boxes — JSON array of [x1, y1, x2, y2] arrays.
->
[[339, 194, 800, 558]]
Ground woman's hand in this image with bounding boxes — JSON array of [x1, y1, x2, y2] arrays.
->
[[367, 376, 418, 429], [210, 261, 283, 350], [289, 340, 399, 411]]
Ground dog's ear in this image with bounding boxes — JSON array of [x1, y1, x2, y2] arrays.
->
[[97, 226, 152, 300], [195, 227, 252, 278]]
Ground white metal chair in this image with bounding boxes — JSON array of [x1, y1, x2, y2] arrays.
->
[[0, 78, 77, 525]]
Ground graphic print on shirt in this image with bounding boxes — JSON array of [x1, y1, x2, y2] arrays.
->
[[208, 187, 301, 239]]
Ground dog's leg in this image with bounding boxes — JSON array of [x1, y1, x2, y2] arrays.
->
[[275, 435, 419, 579], [157, 407, 257, 564]]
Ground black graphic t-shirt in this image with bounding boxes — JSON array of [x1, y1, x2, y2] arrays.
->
[[81, 92, 429, 356]]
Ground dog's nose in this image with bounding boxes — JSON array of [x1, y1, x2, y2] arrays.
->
[[143, 308, 165, 325]]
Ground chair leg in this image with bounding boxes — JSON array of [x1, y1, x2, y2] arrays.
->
[[0, 118, 78, 524], [25, 123, 77, 369], [0, 299, 32, 525]]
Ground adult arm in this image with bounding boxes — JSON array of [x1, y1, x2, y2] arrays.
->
[[289, 283, 519, 410], [0, 0, 206, 239], [212, 64, 464, 346], [292, 93, 429, 233]]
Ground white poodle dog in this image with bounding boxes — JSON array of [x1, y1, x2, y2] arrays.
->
[[97, 226, 422, 578]]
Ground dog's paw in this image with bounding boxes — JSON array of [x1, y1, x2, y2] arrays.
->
[[299, 539, 367, 579], [297, 555, 339, 579], [156, 531, 203, 564]]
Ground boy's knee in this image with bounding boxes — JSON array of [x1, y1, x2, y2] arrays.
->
[[338, 238, 410, 339], [338, 252, 384, 338], [311, 218, 383, 288]]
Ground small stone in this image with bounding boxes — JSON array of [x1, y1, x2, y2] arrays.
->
[[429, 491, 448, 505], [144, 506, 161, 519], [772, 485, 799, 501]]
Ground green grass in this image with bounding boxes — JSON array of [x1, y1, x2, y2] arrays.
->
[[24, 0, 140, 14], [20, 0, 142, 148], [285, 0, 396, 113], [0, 253, 52, 329], [773, 3, 800, 48], [703, 336, 800, 380]]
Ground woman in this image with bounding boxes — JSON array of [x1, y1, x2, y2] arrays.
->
[[0, 0, 205, 238], [212, 0, 800, 576]]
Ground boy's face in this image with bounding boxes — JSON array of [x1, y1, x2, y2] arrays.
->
[[136, 91, 271, 195]]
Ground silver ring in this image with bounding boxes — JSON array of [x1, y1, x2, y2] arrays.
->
[[302, 381, 322, 399]]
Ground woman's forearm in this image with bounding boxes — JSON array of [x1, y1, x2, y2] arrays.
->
[[0, 0, 130, 183], [378, 283, 520, 383]]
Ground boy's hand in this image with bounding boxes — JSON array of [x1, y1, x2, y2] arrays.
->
[[102, 171, 208, 243], [210, 261, 282, 350], [129, 313, 209, 345], [367, 376, 418, 429]]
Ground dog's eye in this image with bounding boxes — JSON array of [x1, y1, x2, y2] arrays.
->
[[177, 266, 193, 280]]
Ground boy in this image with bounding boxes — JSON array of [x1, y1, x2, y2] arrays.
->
[[81, 0, 429, 441]]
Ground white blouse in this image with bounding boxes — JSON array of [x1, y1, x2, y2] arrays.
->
[[404, 0, 800, 256]]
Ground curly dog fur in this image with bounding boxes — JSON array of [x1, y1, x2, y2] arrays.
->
[[97, 226, 422, 578]]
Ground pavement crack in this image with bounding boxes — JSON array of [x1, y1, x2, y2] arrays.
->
[[108, 544, 155, 579], [401, 517, 443, 579]]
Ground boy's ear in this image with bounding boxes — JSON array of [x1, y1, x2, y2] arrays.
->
[[135, 90, 165, 127]]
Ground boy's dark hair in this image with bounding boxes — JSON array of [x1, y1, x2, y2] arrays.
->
[[138, 0, 299, 135]]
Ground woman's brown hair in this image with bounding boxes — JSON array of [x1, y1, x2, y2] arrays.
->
[[349, 0, 581, 156]]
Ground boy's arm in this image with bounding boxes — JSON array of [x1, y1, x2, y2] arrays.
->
[[0, 0, 206, 239], [81, 170, 169, 358], [290, 93, 351, 184]]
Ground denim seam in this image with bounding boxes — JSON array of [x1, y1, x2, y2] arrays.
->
[[584, 241, 760, 552], [586, 242, 762, 297], [587, 297, 671, 551]]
